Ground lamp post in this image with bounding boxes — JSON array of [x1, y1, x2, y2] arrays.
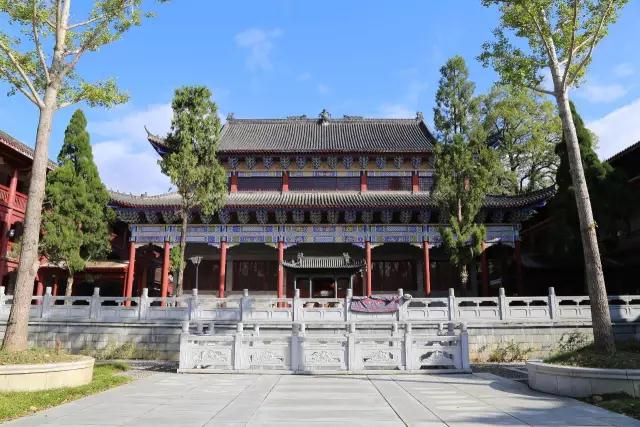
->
[[189, 256, 203, 292]]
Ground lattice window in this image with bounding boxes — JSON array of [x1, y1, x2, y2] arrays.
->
[[289, 177, 359, 191], [237, 177, 282, 191], [367, 176, 412, 191], [418, 176, 434, 192]]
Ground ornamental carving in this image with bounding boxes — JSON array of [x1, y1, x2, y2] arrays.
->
[[344, 210, 357, 224], [326, 211, 339, 224], [491, 210, 505, 223], [275, 209, 288, 224], [255, 209, 268, 224], [250, 350, 285, 364], [193, 349, 229, 368], [361, 210, 373, 224], [245, 156, 256, 170], [144, 211, 159, 224], [420, 350, 455, 367], [200, 213, 214, 224], [411, 156, 422, 169], [228, 156, 239, 170], [218, 209, 231, 224], [342, 156, 353, 169], [263, 157, 274, 169], [399, 210, 412, 224], [381, 210, 393, 223], [237, 210, 250, 224], [359, 155, 369, 169], [375, 156, 386, 169], [393, 156, 404, 169], [311, 156, 322, 170], [296, 156, 307, 169], [418, 210, 432, 223], [310, 210, 322, 224], [116, 209, 139, 224], [280, 156, 291, 170], [327, 156, 338, 169], [293, 209, 305, 224], [510, 208, 534, 223], [364, 350, 395, 363], [308, 350, 341, 364]]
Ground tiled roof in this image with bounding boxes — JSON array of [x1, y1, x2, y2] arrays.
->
[[109, 186, 555, 210], [282, 253, 366, 270], [607, 140, 640, 164], [0, 130, 57, 169], [147, 114, 436, 154]]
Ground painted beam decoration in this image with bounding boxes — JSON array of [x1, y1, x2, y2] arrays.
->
[[129, 224, 520, 246]]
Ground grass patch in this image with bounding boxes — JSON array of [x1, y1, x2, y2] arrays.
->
[[81, 341, 162, 361], [583, 394, 640, 420], [0, 348, 82, 365], [545, 340, 640, 369], [0, 363, 131, 422]]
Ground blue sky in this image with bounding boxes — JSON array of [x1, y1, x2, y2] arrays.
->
[[1, 0, 639, 194]]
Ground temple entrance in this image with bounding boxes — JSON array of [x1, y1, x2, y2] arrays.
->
[[284, 253, 365, 298]]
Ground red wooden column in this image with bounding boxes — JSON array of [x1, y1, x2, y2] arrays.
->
[[125, 242, 136, 306], [0, 168, 18, 278], [282, 172, 289, 192], [218, 241, 227, 298], [412, 172, 420, 193], [52, 276, 58, 297], [160, 241, 170, 304], [230, 173, 238, 193], [422, 240, 431, 296], [515, 240, 524, 295], [365, 241, 372, 297], [481, 242, 489, 297], [34, 275, 44, 304], [360, 171, 367, 192], [277, 240, 285, 298]]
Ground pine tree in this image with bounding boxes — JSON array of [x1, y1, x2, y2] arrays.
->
[[159, 86, 227, 297], [41, 110, 114, 298]]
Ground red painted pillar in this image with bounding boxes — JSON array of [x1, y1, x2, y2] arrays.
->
[[125, 242, 136, 306], [0, 168, 18, 279], [277, 240, 284, 298], [161, 241, 170, 304], [230, 173, 238, 193], [365, 241, 372, 297], [423, 240, 431, 296], [515, 240, 524, 295], [412, 172, 419, 193], [282, 172, 289, 192], [52, 276, 58, 297], [360, 171, 367, 192], [219, 241, 227, 298], [35, 275, 44, 305], [139, 266, 148, 296], [481, 242, 489, 297]]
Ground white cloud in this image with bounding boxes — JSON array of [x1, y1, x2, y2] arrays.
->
[[577, 81, 628, 103], [235, 28, 282, 70], [614, 63, 635, 78], [378, 103, 415, 119], [588, 97, 640, 160], [89, 103, 173, 195]]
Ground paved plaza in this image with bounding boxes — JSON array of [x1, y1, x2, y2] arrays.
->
[[6, 372, 640, 426]]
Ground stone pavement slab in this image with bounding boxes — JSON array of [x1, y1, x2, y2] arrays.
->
[[5, 372, 640, 426]]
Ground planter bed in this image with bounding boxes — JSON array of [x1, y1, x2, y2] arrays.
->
[[0, 356, 94, 392], [527, 361, 640, 398]]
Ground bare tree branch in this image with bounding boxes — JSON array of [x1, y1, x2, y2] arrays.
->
[[561, 0, 580, 87], [32, 0, 51, 84], [0, 41, 44, 107], [526, 84, 555, 96], [566, 0, 615, 87], [0, 66, 40, 105]]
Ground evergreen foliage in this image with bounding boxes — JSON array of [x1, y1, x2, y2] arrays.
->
[[41, 110, 113, 296], [550, 102, 632, 257], [159, 86, 227, 296]]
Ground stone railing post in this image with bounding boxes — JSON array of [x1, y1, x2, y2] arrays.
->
[[498, 287, 507, 320], [240, 289, 249, 322], [293, 288, 301, 322], [178, 321, 190, 371], [290, 323, 300, 371], [447, 288, 456, 321], [404, 322, 413, 370], [89, 287, 101, 320], [138, 288, 149, 320], [347, 322, 357, 371], [41, 287, 52, 319], [190, 288, 199, 321], [0, 286, 5, 318], [548, 286, 557, 320], [459, 322, 470, 372], [233, 322, 244, 370], [345, 288, 352, 322], [397, 288, 405, 321]]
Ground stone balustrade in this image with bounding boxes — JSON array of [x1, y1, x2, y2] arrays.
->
[[1, 285, 640, 325], [178, 320, 471, 373]]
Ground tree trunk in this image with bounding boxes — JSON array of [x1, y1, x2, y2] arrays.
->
[[555, 88, 615, 354], [2, 90, 57, 352], [64, 274, 74, 306], [176, 212, 188, 297]]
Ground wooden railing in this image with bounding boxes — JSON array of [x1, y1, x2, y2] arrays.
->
[[0, 183, 28, 213]]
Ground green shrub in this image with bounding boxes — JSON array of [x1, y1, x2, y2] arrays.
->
[[487, 341, 532, 363], [556, 331, 592, 354], [81, 341, 160, 361]]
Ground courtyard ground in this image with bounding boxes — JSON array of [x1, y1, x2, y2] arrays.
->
[[5, 371, 639, 427]]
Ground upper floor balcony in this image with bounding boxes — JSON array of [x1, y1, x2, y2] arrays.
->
[[0, 183, 28, 214]]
